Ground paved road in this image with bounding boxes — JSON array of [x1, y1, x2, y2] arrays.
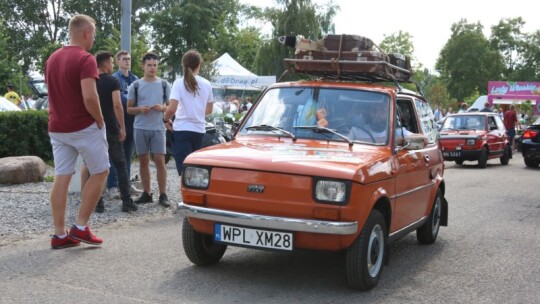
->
[[1, 154, 539, 304]]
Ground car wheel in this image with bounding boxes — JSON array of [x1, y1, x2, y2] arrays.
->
[[455, 160, 464, 165], [416, 189, 442, 244], [182, 218, 227, 266], [524, 157, 540, 168], [500, 145, 510, 165], [478, 147, 488, 168], [346, 209, 387, 291]]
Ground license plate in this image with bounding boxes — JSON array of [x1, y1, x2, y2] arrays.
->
[[214, 224, 293, 251], [443, 151, 461, 157]]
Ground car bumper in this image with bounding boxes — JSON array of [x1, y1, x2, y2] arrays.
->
[[178, 202, 358, 235], [522, 141, 540, 159]]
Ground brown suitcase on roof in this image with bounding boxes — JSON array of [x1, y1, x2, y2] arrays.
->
[[293, 49, 392, 79], [322, 34, 374, 51]]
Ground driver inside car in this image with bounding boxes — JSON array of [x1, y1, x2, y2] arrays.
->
[[348, 102, 389, 143]]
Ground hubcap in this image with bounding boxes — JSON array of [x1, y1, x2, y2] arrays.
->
[[367, 224, 384, 277]]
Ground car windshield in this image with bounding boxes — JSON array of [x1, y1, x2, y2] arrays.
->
[[239, 87, 390, 145], [29, 79, 48, 96], [441, 115, 485, 131]]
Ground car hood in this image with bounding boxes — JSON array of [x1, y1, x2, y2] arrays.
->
[[440, 129, 486, 138], [185, 137, 394, 183]]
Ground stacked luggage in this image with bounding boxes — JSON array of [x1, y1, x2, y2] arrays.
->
[[280, 34, 413, 82]]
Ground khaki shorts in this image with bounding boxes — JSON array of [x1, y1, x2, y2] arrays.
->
[[49, 122, 110, 176]]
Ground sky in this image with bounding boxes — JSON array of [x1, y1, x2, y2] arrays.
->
[[240, 0, 540, 71]]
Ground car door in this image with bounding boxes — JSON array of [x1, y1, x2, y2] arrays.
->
[[486, 115, 503, 153], [392, 97, 437, 231]]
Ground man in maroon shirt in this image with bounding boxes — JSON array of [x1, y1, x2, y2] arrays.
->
[[503, 104, 521, 151], [46, 14, 109, 249]]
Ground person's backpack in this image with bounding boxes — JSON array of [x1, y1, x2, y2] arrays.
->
[[133, 79, 168, 106]]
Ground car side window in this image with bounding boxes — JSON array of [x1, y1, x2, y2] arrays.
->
[[488, 116, 498, 130], [494, 115, 505, 130], [413, 98, 438, 144]]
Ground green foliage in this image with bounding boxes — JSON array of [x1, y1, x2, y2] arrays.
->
[[379, 31, 415, 58], [252, 0, 339, 78], [436, 19, 505, 100], [489, 17, 526, 79], [0, 110, 52, 161]]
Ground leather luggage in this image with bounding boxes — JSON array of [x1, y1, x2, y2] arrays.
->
[[321, 34, 374, 51]]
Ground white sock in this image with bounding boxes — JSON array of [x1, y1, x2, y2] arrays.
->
[[56, 233, 67, 239], [75, 224, 86, 231]]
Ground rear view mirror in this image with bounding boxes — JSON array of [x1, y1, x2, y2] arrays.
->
[[404, 134, 428, 150]]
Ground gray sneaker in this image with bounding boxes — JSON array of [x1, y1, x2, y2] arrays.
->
[[130, 184, 143, 195]]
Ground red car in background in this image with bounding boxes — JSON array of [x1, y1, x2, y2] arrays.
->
[[439, 113, 511, 168]]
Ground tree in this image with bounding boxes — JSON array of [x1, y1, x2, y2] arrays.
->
[[0, 0, 67, 74], [517, 30, 540, 81], [489, 17, 526, 80], [252, 0, 339, 78], [436, 19, 504, 100], [379, 31, 415, 59], [149, 0, 242, 79]]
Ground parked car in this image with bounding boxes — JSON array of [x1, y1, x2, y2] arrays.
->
[[27, 76, 49, 110], [0, 96, 22, 111], [521, 117, 540, 167], [439, 112, 511, 168], [178, 44, 448, 290]]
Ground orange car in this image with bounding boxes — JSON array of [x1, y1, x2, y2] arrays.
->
[[179, 79, 448, 290]]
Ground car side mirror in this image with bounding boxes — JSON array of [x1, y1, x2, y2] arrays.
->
[[404, 133, 428, 150]]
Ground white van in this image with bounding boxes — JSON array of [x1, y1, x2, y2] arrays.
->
[[468, 95, 488, 112]]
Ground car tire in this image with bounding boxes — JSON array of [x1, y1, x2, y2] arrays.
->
[[455, 160, 464, 165], [182, 218, 227, 266], [524, 157, 540, 168], [478, 147, 488, 168], [346, 209, 387, 291], [416, 189, 442, 244], [500, 145, 510, 165]]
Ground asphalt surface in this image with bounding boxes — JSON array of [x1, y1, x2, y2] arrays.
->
[[0, 153, 538, 304]]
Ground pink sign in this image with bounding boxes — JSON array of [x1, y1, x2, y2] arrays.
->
[[488, 81, 540, 115]]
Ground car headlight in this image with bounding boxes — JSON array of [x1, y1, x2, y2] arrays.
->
[[314, 179, 350, 204], [183, 166, 210, 189], [466, 139, 476, 145]]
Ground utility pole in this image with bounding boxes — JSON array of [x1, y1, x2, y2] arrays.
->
[[121, 0, 132, 53]]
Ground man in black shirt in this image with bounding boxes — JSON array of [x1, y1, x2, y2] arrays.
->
[[89, 51, 138, 212]]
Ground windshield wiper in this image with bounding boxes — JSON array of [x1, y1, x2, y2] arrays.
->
[[293, 125, 353, 146], [246, 124, 296, 141]]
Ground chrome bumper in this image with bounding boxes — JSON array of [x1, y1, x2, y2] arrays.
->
[[178, 202, 358, 235]]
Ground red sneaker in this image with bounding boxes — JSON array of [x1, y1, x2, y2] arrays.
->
[[51, 232, 80, 249], [69, 225, 103, 245]]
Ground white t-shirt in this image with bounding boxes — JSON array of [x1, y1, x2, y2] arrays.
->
[[169, 75, 213, 133]]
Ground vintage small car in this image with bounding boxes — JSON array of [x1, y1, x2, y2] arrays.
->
[[179, 39, 448, 290], [439, 112, 511, 168]]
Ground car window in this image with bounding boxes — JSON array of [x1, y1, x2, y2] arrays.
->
[[414, 98, 437, 144], [240, 87, 391, 145], [488, 116, 498, 130], [494, 115, 505, 129]]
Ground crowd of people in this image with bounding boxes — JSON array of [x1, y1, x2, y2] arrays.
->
[[46, 14, 213, 249]]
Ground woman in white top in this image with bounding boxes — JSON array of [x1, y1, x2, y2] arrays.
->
[[164, 50, 213, 175]]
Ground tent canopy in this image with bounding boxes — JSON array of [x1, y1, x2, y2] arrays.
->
[[211, 53, 276, 90]]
